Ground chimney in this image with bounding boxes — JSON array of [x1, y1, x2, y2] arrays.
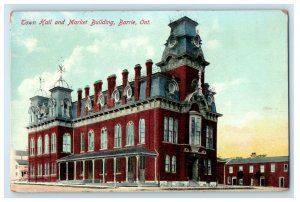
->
[[77, 88, 82, 117], [107, 74, 116, 108], [134, 64, 141, 102], [122, 69, 129, 105], [145, 59, 153, 98], [93, 80, 102, 112], [84, 85, 90, 115]]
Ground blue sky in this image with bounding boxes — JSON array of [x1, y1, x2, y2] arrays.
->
[[10, 11, 288, 157]]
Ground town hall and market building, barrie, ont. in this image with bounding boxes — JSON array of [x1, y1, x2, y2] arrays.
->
[[26, 16, 223, 187]]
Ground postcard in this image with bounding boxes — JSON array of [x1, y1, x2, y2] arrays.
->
[[10, 10, 289, 192]]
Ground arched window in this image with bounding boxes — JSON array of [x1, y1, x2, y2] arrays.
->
[[44, 134, 49, 154], [126, 121, 134, 146], [62, 133, 71, 153], [30, 138, 35, 156], [51, 133, 56, 153], [37, 136, 42, 155], [139, 119, 145, 144], [114, 124, 122, 148], [190, 115, 201, 145], [165, 155, 170, 173], [88, 130, 94, 151], [171, 156, 176, 173], [101, 128, 107, 149]]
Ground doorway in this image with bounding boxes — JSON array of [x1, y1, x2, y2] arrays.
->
[[139, 156, 145, 183], [260, 176, 265, 186], [192, 159, 198, 181], [279, 177, 284, 188], [232, 177, 237, 185]]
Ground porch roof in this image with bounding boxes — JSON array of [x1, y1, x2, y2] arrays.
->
[[57, 147, 157, 162]]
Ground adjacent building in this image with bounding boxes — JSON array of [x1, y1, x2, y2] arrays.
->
[[217, 156, 289, 188], [27, 16, 222, 186], [11, 150, 28, 181]]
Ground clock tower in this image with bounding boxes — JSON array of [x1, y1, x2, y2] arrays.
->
[[156, 16, 210, 101]]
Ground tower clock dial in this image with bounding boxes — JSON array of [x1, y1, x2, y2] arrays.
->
[[168, 35, 177, 48], [192, 35, 201, 48]]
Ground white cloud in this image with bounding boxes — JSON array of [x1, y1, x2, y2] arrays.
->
[[211, 79, 246, 93], [22, 37, 37, 53]]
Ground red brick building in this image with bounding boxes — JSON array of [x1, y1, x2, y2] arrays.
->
[[27, 16, 222, 186], [217, 156, 289, 188]]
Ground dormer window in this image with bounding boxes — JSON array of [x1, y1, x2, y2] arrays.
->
[[124, 84, 133, 99], [112, 88, 120, 103], [168, 80, 179, 95], [98, 93, 106, 107]]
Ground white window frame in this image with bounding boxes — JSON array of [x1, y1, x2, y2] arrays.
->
[[189, 115, 201, 145], [139, 119, 145, 144], [114, 124, 122, 148], [284, 164, 288, 172], [62, 133, 71, 153], [165, 155, 170, 173], [30, 138, 35, 156], [37, 136, 42, 155], [126, 121, 134, 146], [168, 117, 174, 143], [80, 132, 85, 152], [260, 165, 265, 173], [88, 130, 94, 151], [208, 159, 212, 175], [174, 119, 178, 144], [44, 134, 49, 154], [101, 128, 108, 149], [206, 125, 213, 149], [271, 163, 276, 173], [249, 165, 254, 173], [164, 117, 168, 141], [171, 156, 176, 173], [229, 166, 233, 174], [239, 166, 243, 172], [51, 133, 56, 153]]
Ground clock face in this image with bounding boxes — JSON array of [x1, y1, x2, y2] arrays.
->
[[192, 35, 201, 48], [168, 35, 177, 48]]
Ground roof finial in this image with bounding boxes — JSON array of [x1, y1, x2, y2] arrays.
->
[[54, 57, 70, 88]]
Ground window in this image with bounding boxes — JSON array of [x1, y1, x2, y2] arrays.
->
[[260, 165, 265, 173], [44, 163, 49, 176], [37, 136, 42, 155], [51, 162, 56, 175], [38, 164, 42, 176], [164, 117, 178, 143], [249, 165, 254, 173], [101, 128, 108, 149], [239, 166, 243, 171], [80, 132, 85, 152], [208, 159, 212, 175], [30, 138, 35, 156], [15, 165, 18, 169], [174, 119, 178, 143], [284, 164, 288, 172], [126, 122, 134, 146], [229, 166, 233, 174], [88, 130, 94, 151], [139, 119, 145, 144], [190, 116, 201, 145], [62, 133, 71, 153], [164, 117, 168, 141], [114, 124, 122, 148], [206, 126, 213, 149], [171, 156, 176, 173], [165, 155, 170, 173], [168, 117, 174, 143], [51, 133, 56, 153], [271, 164, 276, 172], [44, 134, 49, 154], [227, 176, 232, 184]]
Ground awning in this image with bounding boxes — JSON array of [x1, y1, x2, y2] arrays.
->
[[57, 147, 157, 162]]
